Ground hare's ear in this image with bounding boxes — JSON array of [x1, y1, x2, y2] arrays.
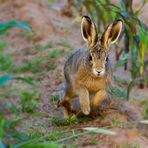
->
[[101, 20, 122, 49], [81, 16, 98, 49]]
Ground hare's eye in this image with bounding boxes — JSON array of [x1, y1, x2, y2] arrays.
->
[[106, 56, 108, 62], [89, 55, 92, 61]]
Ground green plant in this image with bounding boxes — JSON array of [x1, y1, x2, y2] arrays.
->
[[21, 30, 36, 41], [19, 49, 62, 73], [0, 40, 7, 51], [0, 75, 40, 87], [0, 54, 14, 71], [19, 90, 41, 113], [140, 99, 148, 118], [35, 43, 53, 51], [73, 0, 148, 99], [0, 116, 5, 148]]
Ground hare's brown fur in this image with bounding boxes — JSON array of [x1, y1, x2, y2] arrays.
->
[[60, 16, 122, 118]]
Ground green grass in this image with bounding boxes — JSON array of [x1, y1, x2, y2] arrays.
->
[[57, 41, 73, 51], [35, 43, 53, 51], [110, 114, 127, 128], [19, 90, 41, 113], [0, 40, 8, 51], [140, 99, 148, 118], [18, 49, 63, 73], [120, 143, 140, 148], [0, 54, 14, 72], [48, 0, 57, 6], [21, 30, 36, 41]]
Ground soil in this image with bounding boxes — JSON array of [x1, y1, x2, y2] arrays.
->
[[0, 0, 148, 147]]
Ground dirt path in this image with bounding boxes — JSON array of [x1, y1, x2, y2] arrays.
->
[[0, 0, 148, 147]]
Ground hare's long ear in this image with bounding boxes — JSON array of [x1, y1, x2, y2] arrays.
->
[[101, 20, 122, 49], [81, 16, 98, 49]]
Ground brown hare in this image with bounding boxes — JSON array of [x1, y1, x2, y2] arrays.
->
[[60, 16, 122, 118]]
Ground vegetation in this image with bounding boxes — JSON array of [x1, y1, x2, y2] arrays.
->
[[0, 0, 147, 147], [71, 0, 148, 99]]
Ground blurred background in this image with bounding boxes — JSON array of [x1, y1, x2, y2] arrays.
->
[[0, 0, 148, 147]]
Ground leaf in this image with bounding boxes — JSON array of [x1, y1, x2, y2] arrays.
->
[[0, 21, 32, 34], [115, 53, 128, 69], [0, 40, 7, 50], [107, 87, 127, 99], [5, 118, 22, 129], [49, 50, 60, 59], [0, 116, 4, 148], [0, 75, 13, 86], [15, 77, 40, 87], [31, 113, 49, 117], [83, 127, 116, 136], [18, 143, 61, 148], [127, 79, 136, 100], [139, 120, 148, 124]]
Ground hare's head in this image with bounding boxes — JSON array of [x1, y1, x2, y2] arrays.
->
[[81, 16, 122, 77]]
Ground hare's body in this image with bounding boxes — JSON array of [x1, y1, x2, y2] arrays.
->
[[64, 48, 112, 95], [60, 16, 122, 118]]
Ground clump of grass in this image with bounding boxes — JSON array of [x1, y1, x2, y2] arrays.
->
[[35, 43, 53, 51], [19, 49, 63, 73], [21, 30, 36, 41], [110, 114, 127, 128], [0, 54, 14, 72], [0, 40, 8, 51], [20, 59, 44, 73], [57, 40, 73, 51], [140, 99, 148, 118], [48, 130, 64, 141], [19, 90, 41, 113], [51, 115, 78, 126], [48, 0, 57, 6]]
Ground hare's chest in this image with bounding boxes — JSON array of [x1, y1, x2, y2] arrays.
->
[[84, 78, 106, 92], [76, 75, 110, 93], [75, 66, 112, 93]]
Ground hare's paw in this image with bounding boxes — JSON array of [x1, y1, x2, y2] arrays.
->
[[81, 103, 90, 115], [63, 108, 70, 119], [63, 108, 76, 119]]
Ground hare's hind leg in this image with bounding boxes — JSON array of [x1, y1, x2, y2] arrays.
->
[[91, 90, 107, 108], [60, 96, 73, 119], [77, 87, 90, 115]]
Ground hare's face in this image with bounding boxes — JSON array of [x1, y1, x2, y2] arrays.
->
[[89, 44, 107, 77], [81, 16, 122, 76]]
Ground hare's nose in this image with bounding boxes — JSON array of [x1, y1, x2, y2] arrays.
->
[[96, 70, 102, 74]]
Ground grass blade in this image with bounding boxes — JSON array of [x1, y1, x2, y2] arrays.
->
[[15, 77, 40, 87], [83, 127, 116, 136]]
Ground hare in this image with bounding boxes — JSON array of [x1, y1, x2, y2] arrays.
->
[[60, 16, 122, 118]]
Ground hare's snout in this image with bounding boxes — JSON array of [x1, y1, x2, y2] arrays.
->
[[93, 68, 105, 77]]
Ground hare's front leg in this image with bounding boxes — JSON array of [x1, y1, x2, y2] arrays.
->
[[91, 90, 107, 108], [77, 87, 90, 115]]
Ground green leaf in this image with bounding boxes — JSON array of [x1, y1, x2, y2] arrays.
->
[[83, 127, 116, 136], [31, 113, 49, 117], [127, 79, 136, 100], [18, 143, 61, 148], [0, 40, 7, 50], [107, 87, 127, 99], [15, 77, 40, 87], [49, 50, 60, 59], [0, 21, 32, 34], [115, 53, 128, 69], [5, 118, 22, 129], [0, 116, 4, 148], [0, 75, 13, 86]]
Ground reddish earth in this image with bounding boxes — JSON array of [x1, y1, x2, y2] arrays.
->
[[0, 0, 147, 147]]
